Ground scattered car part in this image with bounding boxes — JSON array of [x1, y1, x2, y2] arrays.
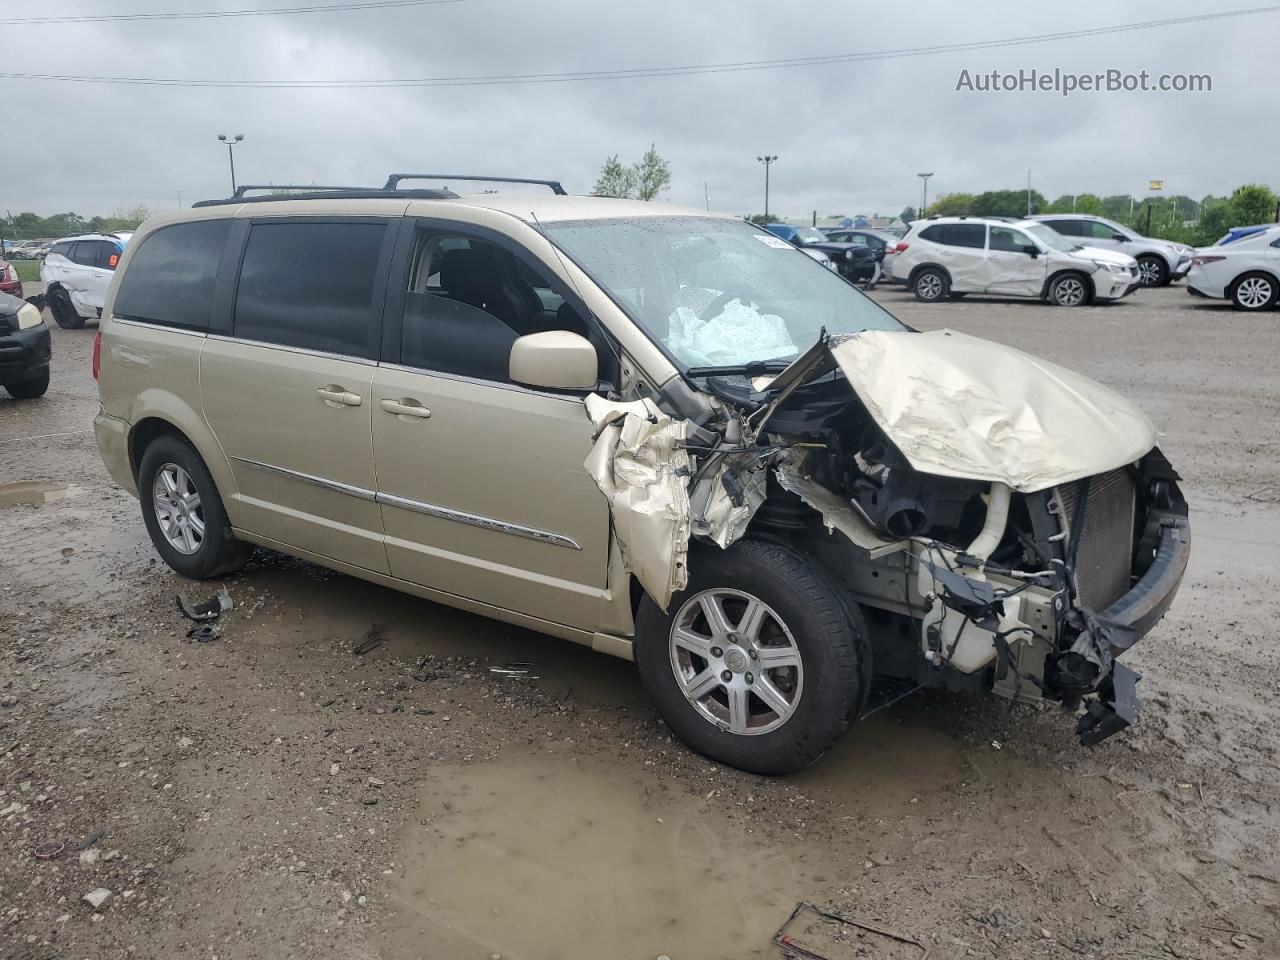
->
[[176, 587, 233, 622], [773, 901, 928, 959]]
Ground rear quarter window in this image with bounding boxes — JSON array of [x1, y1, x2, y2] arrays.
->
[[113, 220, 231, 330]]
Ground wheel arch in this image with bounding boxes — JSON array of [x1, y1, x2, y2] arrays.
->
[[908, 262, 951, 288], [126, 399, 241, 524]]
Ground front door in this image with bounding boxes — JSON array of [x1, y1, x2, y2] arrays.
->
[[982, 225, 1047, 297], [200, 218, 396, 573], [371, 223, 611, 630]]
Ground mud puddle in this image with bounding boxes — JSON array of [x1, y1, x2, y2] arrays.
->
[[383, 744, 811, 960], [0, 479, 79, 507]]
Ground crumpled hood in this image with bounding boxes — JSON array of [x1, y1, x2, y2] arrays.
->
[[828, 329, 1157, 493]]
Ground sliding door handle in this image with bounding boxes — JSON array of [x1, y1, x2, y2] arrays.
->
[[379, 398, 432, 420], [317, 385, 362, 407]]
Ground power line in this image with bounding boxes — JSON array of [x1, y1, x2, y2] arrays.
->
[[0, 5, 1274, 87], [7, 0, 465, 26]]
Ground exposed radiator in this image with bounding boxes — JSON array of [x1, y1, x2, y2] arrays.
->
[[1058, 469, 1137, 612]]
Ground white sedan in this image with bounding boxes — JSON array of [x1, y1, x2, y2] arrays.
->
[[1187, 225, 1280, 311]]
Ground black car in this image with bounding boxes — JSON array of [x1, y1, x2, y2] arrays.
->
[[763, 224, 882, 285], [0, 290, 51, 399]]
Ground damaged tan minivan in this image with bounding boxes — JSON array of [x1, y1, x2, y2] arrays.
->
[[93, 176, 1190, 774]]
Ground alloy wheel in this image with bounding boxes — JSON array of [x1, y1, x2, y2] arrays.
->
[[152, 463, 205, 555], [668, 588, 804, 736], [917, 273, 943, 300], [1053, 276, 1086, 306], [1237, 276, 1274, 309], [1137, 259, 1164, 285]]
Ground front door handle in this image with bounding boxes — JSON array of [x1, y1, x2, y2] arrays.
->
[[317, 385, 362, 407], [379, 398, 432, 420]]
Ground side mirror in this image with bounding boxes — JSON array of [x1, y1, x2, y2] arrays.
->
[[509, 330, 598, 391], [1022, 244, 1039, 258], [1112, 234, 1128, 242]]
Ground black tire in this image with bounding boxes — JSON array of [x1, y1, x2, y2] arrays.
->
[[1047, 271, 1091, 307], [912, 267, 949, 303], [138, 434, 252, 579], [4, 369, 49, 399], [634, 539, 871, 775], [1228, 272, 1279, 312], [1135, 255, 1169, 287], [47, 287, 84, 330]]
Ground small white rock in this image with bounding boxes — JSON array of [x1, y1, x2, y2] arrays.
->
[[80, 849, 100, 865], [82, 887, 112, 909], [329, 763, 340, 776]]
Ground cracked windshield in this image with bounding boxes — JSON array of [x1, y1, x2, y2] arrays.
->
[[544, 216, 903, 369]]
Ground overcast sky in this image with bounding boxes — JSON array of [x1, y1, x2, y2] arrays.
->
[[3, 0, 1275, 219]]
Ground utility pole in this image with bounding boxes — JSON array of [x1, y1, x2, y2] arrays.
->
[[757, 155, 778, 219], [217, 134, 245, 194], [704, 181, 709, 211], [917, 172, 933, 217]]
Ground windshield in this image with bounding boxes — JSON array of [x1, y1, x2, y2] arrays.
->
[[542, 216, 904, 370], [1023, 222, 1077, 253]]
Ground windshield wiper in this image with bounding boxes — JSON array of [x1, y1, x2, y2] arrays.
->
[[684, 358, 797, 378]]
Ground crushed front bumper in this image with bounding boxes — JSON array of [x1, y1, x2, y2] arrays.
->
[[1072, 514, 1189, 742]]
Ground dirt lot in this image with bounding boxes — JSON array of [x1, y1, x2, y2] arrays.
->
[[2, 284, 1278, 960]]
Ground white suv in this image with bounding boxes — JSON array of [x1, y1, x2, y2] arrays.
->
[[891, 217, 1140, 306], [1030, 214, 1193, 287], [40, 232, 132, 329]]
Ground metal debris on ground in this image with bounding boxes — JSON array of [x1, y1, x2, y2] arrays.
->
[[773, 902, 928, 959], [352, 624, 385, 656], [186, 623, 220, 643], [489, 662, 539, 679], [176, 587, 233, 623]]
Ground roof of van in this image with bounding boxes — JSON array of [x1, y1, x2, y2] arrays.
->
[[185, 191, 734, 225]]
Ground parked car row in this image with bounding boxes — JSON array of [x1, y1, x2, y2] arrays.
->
[[762, 223, 899, 287], [875, 213, 1277, 311], [2, 238, 56, 260]]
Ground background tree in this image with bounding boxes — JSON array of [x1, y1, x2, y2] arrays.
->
[[926, 192, 976, 216], [632, 144, 671, 201], [899, 206, 917, 222], [592, 155, 637, 199], [1228, 184, 1278, 225]]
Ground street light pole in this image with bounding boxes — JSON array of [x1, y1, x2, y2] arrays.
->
[[217, 134, 245, 194], [757, 155, 778, 219], [917, 172, 933, 217]]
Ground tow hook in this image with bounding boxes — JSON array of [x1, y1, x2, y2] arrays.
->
[[1076, 662, 1141, 746]]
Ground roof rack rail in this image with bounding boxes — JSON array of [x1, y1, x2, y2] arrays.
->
[[384, 174, 567, 195], [193, 187, 458, 208], [230, 184, 372, 199]]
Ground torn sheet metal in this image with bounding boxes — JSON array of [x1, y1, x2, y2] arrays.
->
[[828, 330, 1157, 493], [690, 452, 767, 549], [773, 450, 903, 558], [584, 394, 691, 610]]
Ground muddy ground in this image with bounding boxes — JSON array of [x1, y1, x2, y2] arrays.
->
[[1, 283, 1278, 960]]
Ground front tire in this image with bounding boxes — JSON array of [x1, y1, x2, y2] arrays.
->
[[634, 539, 870, 775], [1229, 272, 1278, 312], [47, 287, 85, 330], [1047, 272, 1090, 307], [5, 369, 49, 399], [138, 434, 252, 579], [1136, 255, 1169, 287], [912, 267, 949, 303]]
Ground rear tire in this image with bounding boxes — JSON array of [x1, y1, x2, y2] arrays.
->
[[4, 369, 50, 399], [48, 287, 84, 330], [138, 434, 252, 579], [1136, 255, 1168, 287], [634, 539, 870, 775], [1047, 272, 1090, 307], [1229, 272, 1278, 311], [912, 267, 949, 303]]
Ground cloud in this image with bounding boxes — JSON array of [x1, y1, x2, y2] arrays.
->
[[3, 0, 1273, 217]]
